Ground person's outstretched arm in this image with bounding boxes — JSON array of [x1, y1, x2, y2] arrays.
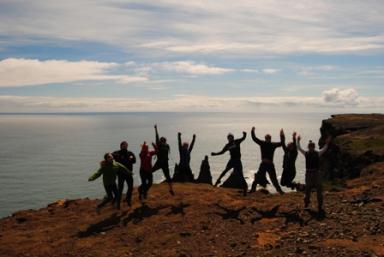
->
[[251, 127, 262, 145], [281, 129, 286, 151], [88, 168, 103, 181], [154, 124, 160, 145], [236, 131, 247, 144], [178, 132, 182, 152], [116, 162, 132, 176], [292, 132, 297, 151], [211, 145, 228, 156], [189, 134, 196, 152], [319, 136, 331, 156], [297, 136, 306, 155]]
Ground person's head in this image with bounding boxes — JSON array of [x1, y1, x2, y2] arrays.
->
[[104, 152, 114, 163], [160, 136, 167, 144], [120, 141, 128, 150], [204, 155, 209, 161], [308, 140, 316, 152], [141, 142, 148, 153], [287, 142, 294, 150], [182, 142, 189, 150], [265, 134, 272, 142], [227, 133, 234, 143]]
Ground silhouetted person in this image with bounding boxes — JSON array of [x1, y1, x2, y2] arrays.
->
[[138, 142, 156, 200], [152, 124, 175, 195], [88, 153, 131, 211], [196, 155, 213, 185], [297, 136, 330, 213], [113, 141, 135, 206], [211, 132, 248, 196], [250, 127, 284, 194], [280, 132, 298, 189], [173, 132, 196, 182]]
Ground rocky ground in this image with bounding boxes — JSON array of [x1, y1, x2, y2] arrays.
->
[[1, 114, 384, 257], [1, 164, 384, 257]]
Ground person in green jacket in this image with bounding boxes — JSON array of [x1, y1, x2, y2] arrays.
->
[[88, 153, 131, 211]]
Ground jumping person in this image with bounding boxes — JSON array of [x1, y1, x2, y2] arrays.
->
[[88, 153, 131, 211], [250, 127, 284, 194], [113, 141, 136, 207], [297, 135, 330, 213], [211, 132, 248, 196], [173, 132, 196, 182], [138, 142, 156, 200], [152, 124, 175, 195], [280, 132, 298, 189]]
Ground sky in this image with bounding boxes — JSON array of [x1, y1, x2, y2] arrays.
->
[[0, 0, 383, 112]]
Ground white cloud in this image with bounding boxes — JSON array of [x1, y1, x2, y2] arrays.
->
[[1, 88, 382, 112], [0, 58, 147, 87], [262, 68, 280, 75], [1, 1, 383, 56], [322, 88, 359, 106], [149, 61, 234, 75]]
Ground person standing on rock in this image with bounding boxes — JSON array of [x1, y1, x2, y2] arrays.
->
[[297, 136, 330, 213], [152, 124, 175, 195], [88, 153, 131, 211], [211, 132, 248, 196], [249, 127, 285, 194], [280, 132, 299, 189], [173, 132, 196, 182], [113, 141, 136, 207], [196, 155, 213, 185], [138, 142, 157, 201]]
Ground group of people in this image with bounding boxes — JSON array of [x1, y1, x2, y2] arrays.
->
[[89, 125, 331, 213]]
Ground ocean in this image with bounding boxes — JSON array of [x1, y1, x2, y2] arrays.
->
[[0, 112, 330, 218]]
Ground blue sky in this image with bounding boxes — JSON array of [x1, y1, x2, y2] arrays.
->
[[0, 0, 383, 112]]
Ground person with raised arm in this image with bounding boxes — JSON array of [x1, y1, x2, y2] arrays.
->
[[138, 142, 157, 201], [88, 153, 131, 211], [173, 132, 196, 182], [112, 141, 136, 207], [280, 132, 299, 189], [152, 124, 175, 195], [250, 127, 285, 194], [211, 132, 248, 196], [297, 135, 331, 213]]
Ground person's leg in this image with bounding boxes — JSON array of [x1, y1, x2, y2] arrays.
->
[[267, 164, 284, 194], [215, 160, 233, 186], [145, 172, 153, 199], [126, 174, 133, 206], [304, 173, 313, 209], [250, 163, 266, 192], [97, 185, 114, 209], [111, 183, 120, 210], [315, 173, 324, 211], [234, 160, 247, 196], [280, 168, 289, 187], [117, 174, 124, 205], [162, 162, 174, 195], [138, 168, 144, 200]]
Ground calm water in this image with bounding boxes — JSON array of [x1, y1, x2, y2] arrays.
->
[[0, 112, 330, 217]]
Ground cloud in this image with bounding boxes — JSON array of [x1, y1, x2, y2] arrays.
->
[[149, 61, 234, 75], [1, 88, 382, 112], [262, 68, 280, 75], [322, 88, 359, 106], [1, 1, 384, 56], [0, 58, 147, 87]]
